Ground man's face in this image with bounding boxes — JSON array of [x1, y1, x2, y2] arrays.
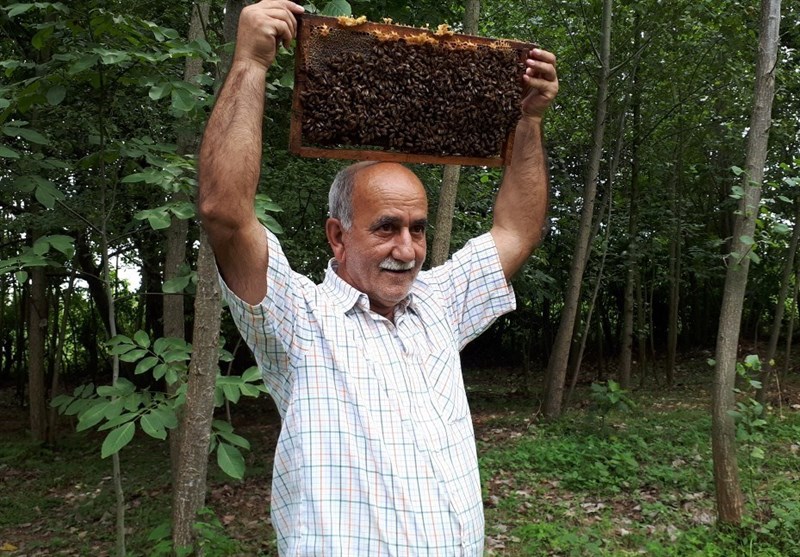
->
[[328, 163, 428, 319]]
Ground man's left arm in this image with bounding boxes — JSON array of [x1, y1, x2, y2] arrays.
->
[[490, 48, 559, 280]]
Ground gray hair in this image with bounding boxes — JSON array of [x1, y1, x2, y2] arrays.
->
[[328, 161, 379, 230]]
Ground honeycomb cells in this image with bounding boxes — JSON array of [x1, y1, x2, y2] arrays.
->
[[300, 26, 525, 159]]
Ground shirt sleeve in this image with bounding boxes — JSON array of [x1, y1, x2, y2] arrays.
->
[[421, 232, 516, 350], [217, 226, 313, 401]]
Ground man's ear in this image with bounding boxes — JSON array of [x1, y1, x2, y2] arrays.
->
[[325, 218, 346, 263]]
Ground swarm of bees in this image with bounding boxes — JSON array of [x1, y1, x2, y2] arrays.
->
[[299, 17, 526, 159]]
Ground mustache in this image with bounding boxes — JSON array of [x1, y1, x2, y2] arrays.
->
[[379, 258, 416, 271]]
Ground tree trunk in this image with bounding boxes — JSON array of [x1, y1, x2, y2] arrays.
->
[[171, 233, 222, 551], [543, 0, 612, 419], [166, 0, 210, 479], [431, 165, 461, 266], [28, 262, 48, 442], [430, 0, 479, 266], [783, 265, 800, 380], [666, 120, 683, 386], [47, 268, 77, 445], [757, 202, 800, 403], [171, 1, 231, 548], [712, 0, 781, 526]]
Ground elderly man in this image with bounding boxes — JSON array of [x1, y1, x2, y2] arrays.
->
[[198, 1, 558, 554]]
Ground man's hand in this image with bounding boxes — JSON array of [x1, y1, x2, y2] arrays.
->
[[520, 48, 559, 120], [234, 0, 305, 70]]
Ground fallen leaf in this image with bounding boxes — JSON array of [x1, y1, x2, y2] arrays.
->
[[0, 543, 18, 552]]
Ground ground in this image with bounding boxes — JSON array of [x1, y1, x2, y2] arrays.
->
[[1, 360, 800, 556]]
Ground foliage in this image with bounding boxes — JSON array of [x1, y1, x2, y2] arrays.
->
[[50, 332, 267, 479], [148, 508, 244, 557], [478, 382, 800, 556]]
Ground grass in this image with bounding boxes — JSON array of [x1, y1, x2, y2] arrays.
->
[[1, 372, 799, 556], [476, 381, 800, 556]]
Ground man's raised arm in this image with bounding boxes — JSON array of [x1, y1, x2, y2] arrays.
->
[[197, 0, 304, 305], [490, 48, 559, 280]]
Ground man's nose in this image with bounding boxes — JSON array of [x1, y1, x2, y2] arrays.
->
[[392, 229, 415, 261]]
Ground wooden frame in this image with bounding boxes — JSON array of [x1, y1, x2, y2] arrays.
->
[[289, 15, 534, 167]]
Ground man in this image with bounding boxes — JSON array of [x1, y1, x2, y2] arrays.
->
[[197, 1, 559, 554]]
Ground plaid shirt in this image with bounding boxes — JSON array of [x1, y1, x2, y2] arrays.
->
[[220, 228, 515, 556]]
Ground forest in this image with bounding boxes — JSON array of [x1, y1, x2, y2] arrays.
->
[[1, 0, 799, 555]]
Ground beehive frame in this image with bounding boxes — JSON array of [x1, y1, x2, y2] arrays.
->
[[290, 15, 535, 167]]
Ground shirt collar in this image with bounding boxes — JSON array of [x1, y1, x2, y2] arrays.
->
[[322, 259, 417, 317]]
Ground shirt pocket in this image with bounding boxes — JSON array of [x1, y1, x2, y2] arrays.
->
[[425, 347, 470, 425]]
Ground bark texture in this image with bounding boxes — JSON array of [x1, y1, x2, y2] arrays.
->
[[28, 264, 48, 442], [712, 0, 781, 525], [171, 233, 222, 550], [543, 0, 612, 419]]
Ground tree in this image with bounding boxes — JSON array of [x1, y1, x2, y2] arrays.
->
[[542, 0, 612, 419], [711, 0, 781, 525]]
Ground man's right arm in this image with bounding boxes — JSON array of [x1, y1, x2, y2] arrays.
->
[[197, 0, 304, 305]]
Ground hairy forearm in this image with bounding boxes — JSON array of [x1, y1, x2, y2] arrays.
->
[[491, 116, 550, 277], [197, 60, 268, 237]]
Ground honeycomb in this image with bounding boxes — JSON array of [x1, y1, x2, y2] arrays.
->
[[293, 16, 532, 163]]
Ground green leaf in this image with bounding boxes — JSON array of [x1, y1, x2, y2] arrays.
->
[[98, 50, 130, 65], [731, 166, 744, 176], [171, 87, 196, 112], [46, 235, 74, 257], [153, 406, 178, 429], [739, 235, 755, 246], [14, 271, 28, 284], [222, 383, 241, 404], [50, 394, 73, 410], [133, 330, 150, 348], [162, 275, 191, 293], [320, 0, 352, 17], [33, 181, 63, 209], [135, 356, 159, 375], [241, 366, 261, 383], [153, 363, 168, 380], [169, 202, 195, 220], [0, 145, 20, 159], [744, 354, 761, 369], [69, 53, 99, 74], [77, 401, 110, 432], [216, 442, 245, 480], [240, 383, 262, 397], [4, 126, 49, 145], [135, 208, 172, 230], [101, 422, 136, 458], [46, 85, 66, 106], [119, 348, 147, 362], [141, 411, 167, 440], [7, 4, 34, 18], [218, 430, 251, 450], [149, 82, 171, 101]]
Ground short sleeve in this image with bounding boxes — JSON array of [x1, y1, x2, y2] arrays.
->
[[419, 232, 516, 349], [217, 227, 315, 403]]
